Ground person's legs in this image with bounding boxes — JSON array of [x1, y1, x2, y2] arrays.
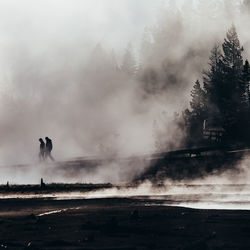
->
[[39, 151, 45, 162], [39, 152, 42, 162], [42, 150, 46, 160], [48, 151, 55, 161], [44, 149, 49, 159]]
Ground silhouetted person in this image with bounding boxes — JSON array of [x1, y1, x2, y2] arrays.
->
[[45, 137, 54, 161], [39, 138, 45, 161]]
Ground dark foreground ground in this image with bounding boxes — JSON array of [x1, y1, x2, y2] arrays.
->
[[0, 197, 250, 250]]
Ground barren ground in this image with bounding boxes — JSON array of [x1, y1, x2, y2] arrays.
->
[[0, 196, 250, 249]]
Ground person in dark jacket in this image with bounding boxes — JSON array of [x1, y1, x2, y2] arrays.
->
[[39, 138, 45, 161], [45, 137, 55, 161]]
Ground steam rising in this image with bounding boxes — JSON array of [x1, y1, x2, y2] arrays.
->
[[0, 0, 250, 184]]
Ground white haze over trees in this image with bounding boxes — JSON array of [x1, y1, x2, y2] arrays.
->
[[0, 0, 250, 167]]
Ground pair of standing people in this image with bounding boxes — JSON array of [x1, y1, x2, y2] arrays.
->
[[39, 137, 54, 161]]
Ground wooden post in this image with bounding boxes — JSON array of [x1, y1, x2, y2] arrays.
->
[[40, 178, 46, 189]]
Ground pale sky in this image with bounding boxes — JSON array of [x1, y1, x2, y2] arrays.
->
[[0, 0, 171, 54]]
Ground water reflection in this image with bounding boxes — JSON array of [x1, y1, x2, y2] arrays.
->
[[1, 184, 250, 210]]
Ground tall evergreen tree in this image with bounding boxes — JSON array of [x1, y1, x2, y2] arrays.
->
[[184, 80, 206, 145], [221, 25, 244, 139], [190, 80, 206, 117], [238, 60, 250, 141], [203, 44, 223, 123], [121, 43, 137, 75], [240, 60, 250, 109], [222, 25, 243, 74]]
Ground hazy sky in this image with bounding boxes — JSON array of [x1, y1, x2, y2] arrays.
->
[[0, 0, 172, 165], [0, 0, 169, 54]]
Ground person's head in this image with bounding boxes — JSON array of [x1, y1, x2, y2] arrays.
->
[[45, 137, 49, 141], [39, 138, 43, 142]]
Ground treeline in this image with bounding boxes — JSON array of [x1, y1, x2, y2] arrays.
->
[[183, 25, 250, 146], [80, 1, 250, 152]]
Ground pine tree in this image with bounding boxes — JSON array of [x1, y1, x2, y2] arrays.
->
[[203, 44, 223, 122], [221, 25, 244, 139], [184, 80, 206, 145], [240, 60, 250, 109], [190, 80, 206, 117], [222, 25, 243, 74], [121, 43, 137, 75], [110, 49, 119, 71], [238, 60, 250, 141], [86, 43, 118, 74]]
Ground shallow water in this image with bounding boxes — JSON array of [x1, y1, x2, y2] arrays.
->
[[2, 184, 250, 210]]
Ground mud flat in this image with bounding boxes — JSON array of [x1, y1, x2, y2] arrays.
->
[[0, 183, 114, 195], [0, 197, 250, 249]]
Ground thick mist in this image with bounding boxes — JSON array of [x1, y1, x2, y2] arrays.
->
[[0, 0, 161, 165], [1, 0, 250, 184]]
